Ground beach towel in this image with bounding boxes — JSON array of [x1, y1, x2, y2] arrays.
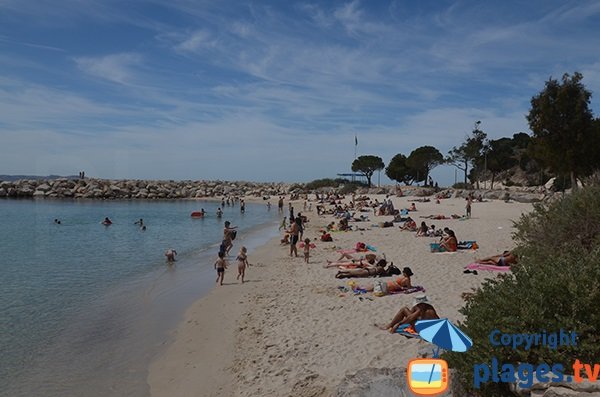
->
[[389, 285, 426, 295], [465, 263, 511, 272], [337, 244, 377, 254], [457, 241, 478, 250], [395, 323, 422, 338]]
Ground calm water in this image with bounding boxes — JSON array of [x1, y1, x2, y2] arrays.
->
[[0, 198, 280, 397]]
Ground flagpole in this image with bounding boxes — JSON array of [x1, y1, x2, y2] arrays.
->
[[353, 135, 358, 182]]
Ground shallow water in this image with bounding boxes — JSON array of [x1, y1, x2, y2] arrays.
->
[[0, 198, 280, 396]]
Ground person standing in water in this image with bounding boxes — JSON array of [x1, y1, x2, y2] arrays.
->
[[223, 221, 238, 256], [165, 248, 177, 262]]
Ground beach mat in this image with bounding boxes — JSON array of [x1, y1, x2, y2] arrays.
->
[[465, 263, 511, 272]]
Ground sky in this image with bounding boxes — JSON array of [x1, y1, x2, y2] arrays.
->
[[1, 0, 600, 184]]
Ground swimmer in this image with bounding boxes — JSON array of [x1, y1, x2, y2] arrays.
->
[[102, 217, 112, 226], [165, 248, 177, 262]]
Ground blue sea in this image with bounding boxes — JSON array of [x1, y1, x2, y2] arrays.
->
[[0, 199, 280, 397]]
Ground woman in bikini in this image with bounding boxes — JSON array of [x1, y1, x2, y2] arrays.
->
[[355, 267, 413, 292], [440, 230, 458, 252], [335, 259, 388, 278], [477, 251, 517, 266], [236, 246, 249, 283]]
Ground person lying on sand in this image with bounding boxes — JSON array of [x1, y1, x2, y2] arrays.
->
[[476, 251, 518, 266], [356, 267, 413, 292], [324, 253, 381, 268], [376, 295, 439, 333], [335, 259, 388, 278]]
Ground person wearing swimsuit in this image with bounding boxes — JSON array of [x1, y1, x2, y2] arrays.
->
[[214, 251, 228, 285], [377, 295, 439, 333], [236, 247, 249, 283]]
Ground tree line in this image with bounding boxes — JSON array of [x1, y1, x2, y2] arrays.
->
[[351, 72, 600, 189]]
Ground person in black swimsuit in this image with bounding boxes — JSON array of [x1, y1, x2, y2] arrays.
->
[[377, 295, 439, 333]]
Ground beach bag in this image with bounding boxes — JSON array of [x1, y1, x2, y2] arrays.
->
[[386, 263, 401, 276], [373, 280, 388, 297], [355, 242, 367, 251]]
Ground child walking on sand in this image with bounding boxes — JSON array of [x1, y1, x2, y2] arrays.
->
[[236, 246, 250, 283], [214, 251, 228, 285], [303, 238, 311, 264]]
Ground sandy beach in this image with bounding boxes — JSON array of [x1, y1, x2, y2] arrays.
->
[[148, 195, 533, 396]]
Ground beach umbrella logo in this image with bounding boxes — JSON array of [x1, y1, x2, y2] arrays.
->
[[415, 318, 472, 352]]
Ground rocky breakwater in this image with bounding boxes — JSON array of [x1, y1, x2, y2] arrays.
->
[[0, 178, 291, 200]]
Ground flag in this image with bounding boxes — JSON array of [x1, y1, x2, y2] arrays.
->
[[355, 135, 358, 146]]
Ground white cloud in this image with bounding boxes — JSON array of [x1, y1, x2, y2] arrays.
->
[[75, 53, 142, 84], [175, 29, 217, 52]]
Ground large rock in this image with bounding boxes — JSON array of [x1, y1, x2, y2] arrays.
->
[[0, 188, 6, 197], [34, 183, 51, 192], [33, 190, 46, 197]]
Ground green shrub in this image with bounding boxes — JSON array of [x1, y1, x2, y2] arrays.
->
[[339, 182, 366, 194], [444, 186, 600, 396], [306, 178, 345, 190]]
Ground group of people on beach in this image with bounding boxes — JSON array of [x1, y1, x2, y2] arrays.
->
[[213, 220, 253, 285]]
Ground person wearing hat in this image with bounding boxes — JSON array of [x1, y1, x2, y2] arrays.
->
[[377, 294, 439, 333]]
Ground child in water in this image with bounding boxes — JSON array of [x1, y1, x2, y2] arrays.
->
[[279, 217, 287, 231], [303, 238, 311, 264], [236, 246, 250, 283], [214, 251, 228, 285]]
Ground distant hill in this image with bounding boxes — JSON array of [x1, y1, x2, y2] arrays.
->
[[0, 175, 79, 182]]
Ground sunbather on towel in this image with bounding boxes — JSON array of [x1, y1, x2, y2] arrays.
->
[[476, 251, 517, 266], [377, 295, 439, 333], [357, 267, 413, 291], [335, 259, 388, 278]]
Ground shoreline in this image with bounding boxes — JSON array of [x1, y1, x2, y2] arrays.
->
[[148, 235, 282, 396], [147, 196, 534, 396]]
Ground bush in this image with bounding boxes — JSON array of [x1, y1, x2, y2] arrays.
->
[[452, 182, 474, 189], [305, 178, 349, 190], [339, 182, 365, 194], [444, 186, 600, 396]]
